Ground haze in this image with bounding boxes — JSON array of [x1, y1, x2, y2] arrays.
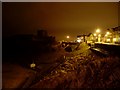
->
[[3, 2, 118, 41]]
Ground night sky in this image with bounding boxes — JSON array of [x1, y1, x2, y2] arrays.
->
[[3, 2, 118, 41]]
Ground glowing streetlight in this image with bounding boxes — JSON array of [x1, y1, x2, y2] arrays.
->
[[97, 34, 101, 42], [66, 36, 70, 39], [30, 61, 36, 69], [94, 33, 97, 36], [96, 29, 100, 33], [98, 34, 101, 37]]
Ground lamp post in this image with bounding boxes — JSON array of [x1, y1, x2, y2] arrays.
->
[[66, 36, 70, 39], [104, 31, 111, 43], [96, 29, 100, 33], [66, 35, 70, 42], [98, 34, 101, 42], [95, 28, 101, 42]]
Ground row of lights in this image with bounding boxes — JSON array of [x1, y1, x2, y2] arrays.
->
[[66, 28, 118, 43], [93, 28, 117, 43]]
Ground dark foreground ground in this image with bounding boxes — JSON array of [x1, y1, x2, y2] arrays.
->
[[2, 42, 120, 88]]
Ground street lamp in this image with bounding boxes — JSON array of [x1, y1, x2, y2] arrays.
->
[[98, 34, 101, 37], [30, 61, 36, 69], [66, 36, 70, 39], [95, 29, 101, 42], [113, 38, 117, 42], [94, 33, 97, 36], [104, 31, 112, 43], [98, 34, 101, 42], [96, 29, 100, 33]]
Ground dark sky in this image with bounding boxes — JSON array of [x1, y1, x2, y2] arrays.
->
[[3, 2, 118, 41]]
